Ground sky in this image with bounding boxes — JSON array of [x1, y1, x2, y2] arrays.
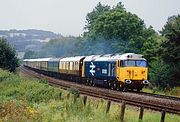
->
[[0, 0, 179, 36]]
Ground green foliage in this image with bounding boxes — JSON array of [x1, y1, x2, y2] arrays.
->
[[68, 87, 80, 97], [0, 38, 19, 72], [85, 2, 110, 32], [41, 37, 77, 57], [23, 37, 79, 58], [160, 15, 180, 64], [0, 99, 41, 121], [158, 15, 180, 87], [23, 50, 38, 59], [0, 69, 62, 103], [78, 2, 158, 55]]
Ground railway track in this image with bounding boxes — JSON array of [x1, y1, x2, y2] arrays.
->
[[131, 91, 180, 101], [19, 66, 180, 115]]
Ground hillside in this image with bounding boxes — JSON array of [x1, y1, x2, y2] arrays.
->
[[0, 29, 62, 52]]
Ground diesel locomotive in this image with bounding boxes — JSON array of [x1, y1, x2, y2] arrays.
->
[[23, 53, 149, 91]]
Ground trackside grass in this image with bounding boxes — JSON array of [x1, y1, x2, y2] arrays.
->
[[143, 87, 180, 97], [0, 69, 179, 122]]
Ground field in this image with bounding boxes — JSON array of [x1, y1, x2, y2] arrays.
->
[[0, 69, 179, 122]]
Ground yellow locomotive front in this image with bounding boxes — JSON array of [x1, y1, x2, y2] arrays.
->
[[116, 53, 149, 91]]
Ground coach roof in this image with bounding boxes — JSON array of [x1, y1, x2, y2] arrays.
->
[[23, 58, 52, 62], [49, 58, 61, 62], [60, 56, 85, 62]]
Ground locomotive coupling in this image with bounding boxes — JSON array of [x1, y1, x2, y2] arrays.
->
[[125, 80, 132, 84], [142, 80, 149, 85]]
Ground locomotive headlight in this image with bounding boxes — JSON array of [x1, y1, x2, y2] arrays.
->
[[142, 80, 149, 85], [125, 80, 132, 84]]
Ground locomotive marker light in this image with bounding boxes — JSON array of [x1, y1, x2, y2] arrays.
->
[[90, 62, 95, 76]]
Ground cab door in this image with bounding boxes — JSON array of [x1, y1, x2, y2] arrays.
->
[[116, 60, 120, 81]]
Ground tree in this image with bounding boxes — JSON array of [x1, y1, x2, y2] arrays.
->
[[158, 15, 180, 87], [81, 2, 158, 55], [85, 2, 110, 34], [0, 38, 19, 72], [23, 50, 38, 59]]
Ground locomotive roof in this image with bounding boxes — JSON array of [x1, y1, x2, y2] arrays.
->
[[120, 53, 146, 60], [84, 53, 146, 61], [60, 56, 85, 62], [83, 55, 101, 61]]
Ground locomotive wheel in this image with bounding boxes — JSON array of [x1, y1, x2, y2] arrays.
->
[[114, 83, 116, 88], [120, 86, 126, 92], [108, 82, 111, 89], [85, 80, 89, 85], [92, 82, 95, 86], [110, 82, 114, 90], [110, 83, 113, 90], [122, 87, 126, 92], [116, 83, 120, 91], [89, 80, 93, 86]]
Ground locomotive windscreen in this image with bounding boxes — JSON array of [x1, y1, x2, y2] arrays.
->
[[121, 60, 147, 67]]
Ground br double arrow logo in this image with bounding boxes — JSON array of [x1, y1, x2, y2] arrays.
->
[[90, 62, 95, 76]]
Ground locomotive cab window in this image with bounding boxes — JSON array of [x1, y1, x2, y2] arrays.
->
[[121, 60, 147, 67], [136, 60, 147, 67]]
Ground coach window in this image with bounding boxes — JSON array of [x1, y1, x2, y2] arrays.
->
[[75, 62, 77, 70], [72, 62, 74, 70], [68, 62, 70, 70], [75, 62, 76, 70], [65, 62, 67, 69], [77, 62, 79, 70], [64, 62, 65, 69]]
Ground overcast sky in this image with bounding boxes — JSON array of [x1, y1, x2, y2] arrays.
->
[[0, 0, 179, 36]]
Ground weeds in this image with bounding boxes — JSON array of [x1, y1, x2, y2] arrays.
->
[[0, 99, 41, 121]]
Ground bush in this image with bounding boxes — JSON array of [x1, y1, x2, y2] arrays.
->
[[0, 38, 19, 72]]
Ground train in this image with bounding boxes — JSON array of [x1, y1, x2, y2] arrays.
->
[[23, 53, 149, 91]]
